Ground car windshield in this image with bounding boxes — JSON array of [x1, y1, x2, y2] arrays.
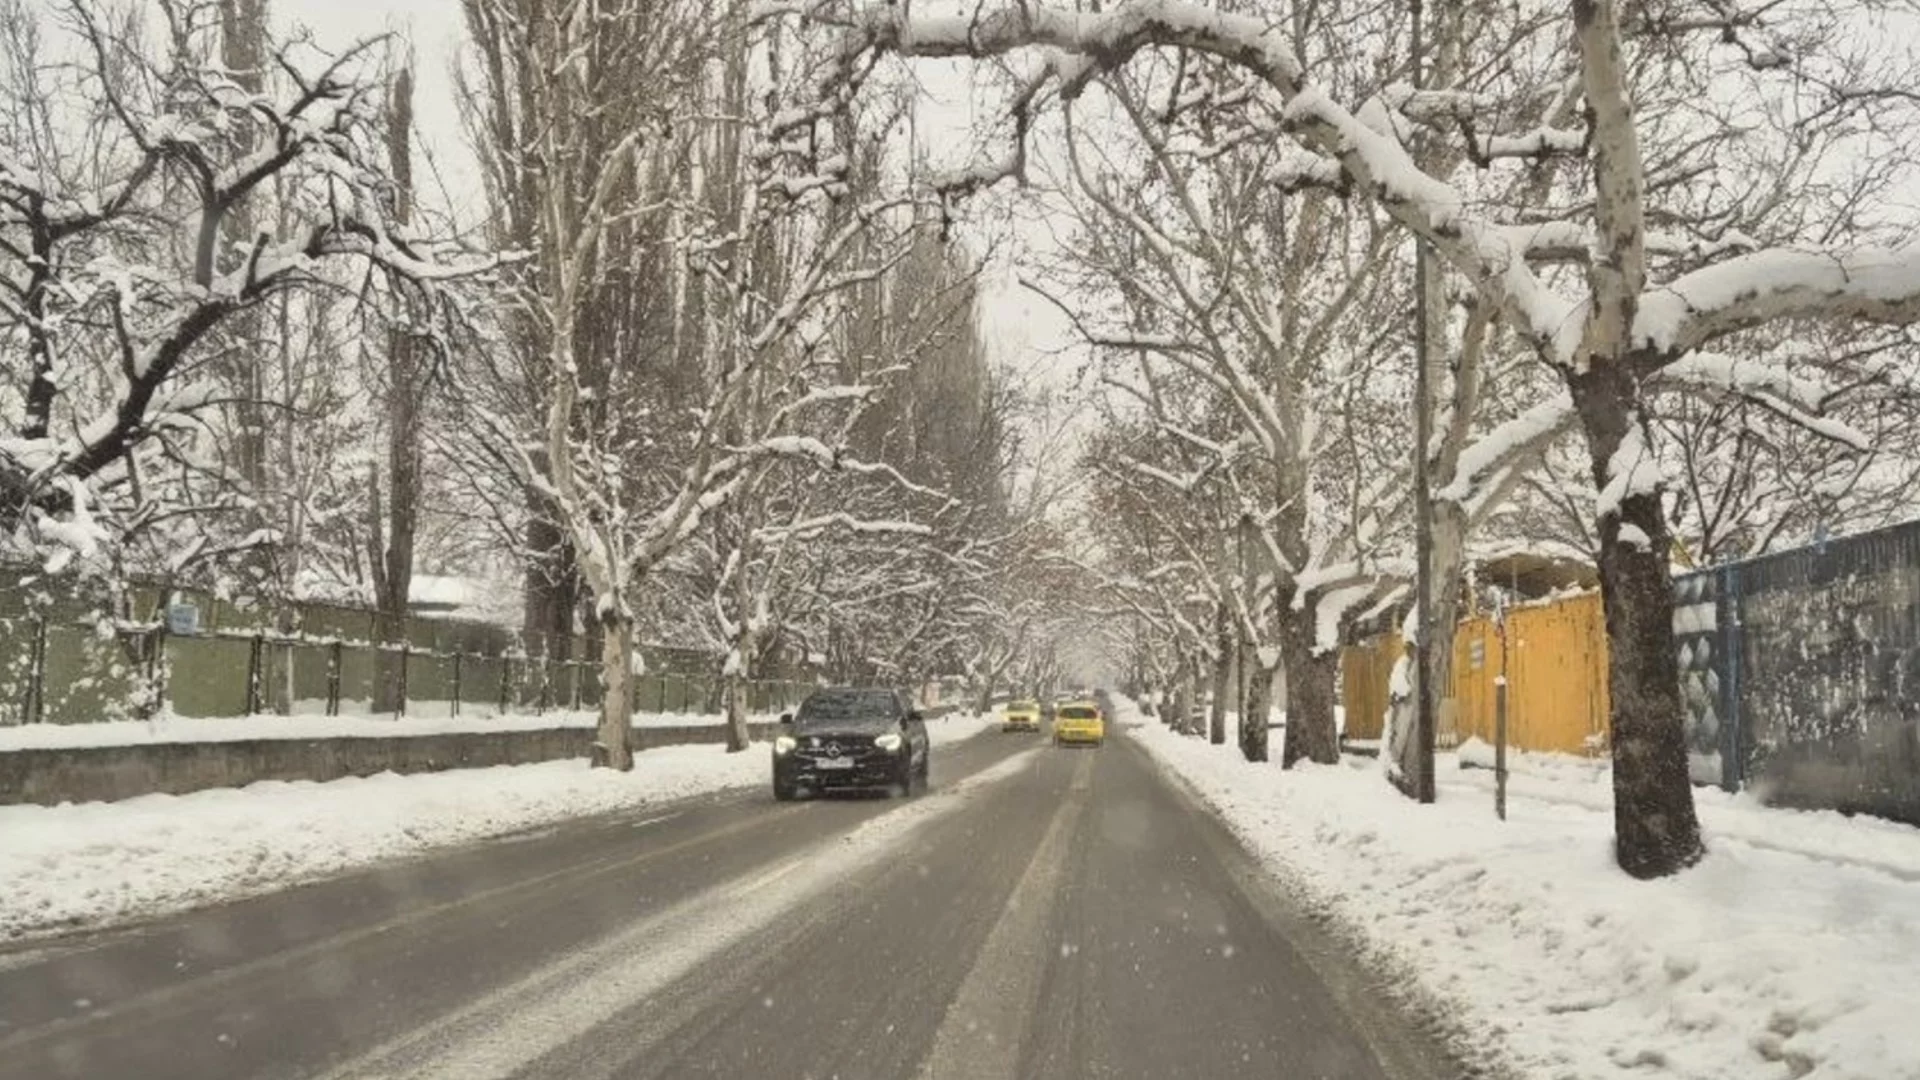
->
[[793, 690, 900, 732], [1059, 706, 1098, 720]]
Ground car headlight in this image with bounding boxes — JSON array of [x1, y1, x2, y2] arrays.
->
[[774, 735, 797, 755], [874, 732, 904, 752]]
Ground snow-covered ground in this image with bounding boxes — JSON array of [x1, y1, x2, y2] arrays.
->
[[1, 713, 993, 941], [1126, 703, 1920, 1080]]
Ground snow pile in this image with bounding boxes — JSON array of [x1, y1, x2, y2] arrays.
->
[[926, 713, 995, 748], [1126, 704, 1920, 1080], [1454, 736, 1920, 882], [0, 745, 764, 940], [1, 714, 993, 940]]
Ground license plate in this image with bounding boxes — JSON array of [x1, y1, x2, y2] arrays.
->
[[815, 757, 854, 770]]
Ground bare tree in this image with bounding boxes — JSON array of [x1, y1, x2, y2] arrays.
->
[[367, 64, 440, 714], [765, 0, 1920, 878], [0, 0, 496, 584]]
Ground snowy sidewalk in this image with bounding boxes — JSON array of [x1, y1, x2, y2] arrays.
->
[[1, 715, 991, 941], [1126, 705, 1920, 1080]]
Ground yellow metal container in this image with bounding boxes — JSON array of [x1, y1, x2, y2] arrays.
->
[[1340, 591, 1611, 756]]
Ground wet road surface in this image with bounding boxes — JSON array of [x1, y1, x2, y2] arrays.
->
[[0, 722, 1455, 1080]]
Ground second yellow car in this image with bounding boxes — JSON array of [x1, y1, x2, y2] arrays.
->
[[1052, 701, 1105, 747], [1002, 700, 1042, 733]]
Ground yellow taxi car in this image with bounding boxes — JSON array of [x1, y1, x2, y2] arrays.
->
[[1002, 699, 1042, 733], [1052, 700, 1105, 747]]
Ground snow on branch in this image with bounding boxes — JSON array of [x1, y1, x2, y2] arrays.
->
[[764, 0, 1585, 366], [1263, 143, 1345, 192], [1499, 222, 1758, 267], [740, 436, 952, 505], [756, 512, 934, 543], [1654, 353, 1870, 451], [1595, 418, 1663, 521], [1380, 84, 1511, 123], [1293, 555, 1415, 597], [1636, 245, 1920, 358], [1120, 456, 1220, 495], [1436, 395, 1580, 505], [1473, 124, 1587, 162]]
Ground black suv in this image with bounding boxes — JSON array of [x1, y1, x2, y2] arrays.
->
[[772, 687, 930, 801]]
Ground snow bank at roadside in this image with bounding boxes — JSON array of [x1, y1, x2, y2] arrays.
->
[[1, 715, 991, 941], [0, 745, 761, 940], [1126, 704, 1920, 1080], [1454, 736, 1920, 882]]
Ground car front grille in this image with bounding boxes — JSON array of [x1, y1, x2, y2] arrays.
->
[[793, 734, 882, 763]]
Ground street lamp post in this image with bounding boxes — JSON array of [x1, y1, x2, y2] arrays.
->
[[1237, 512, 1250, 731], [1410, 0, 1437, 803]]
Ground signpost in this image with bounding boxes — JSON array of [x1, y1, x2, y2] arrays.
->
[[165, 601, 200, 637]]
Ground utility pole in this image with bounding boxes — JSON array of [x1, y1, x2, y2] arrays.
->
[[1495, 594, 1510, 821], [1237, 512, 1251, 727], [1410, 0, 1437, 804]]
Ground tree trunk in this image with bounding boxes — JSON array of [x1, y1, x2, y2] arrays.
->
[[723, 561, 754, 753], [594, 610, 635, 771], [1386, 502, 1467, 793], [1208, 606, 1231, 745], [219, 0, 268, 494], [723, 659, 752, 752], [1279, 616, 1339, 767], [1240, 654, 1275, 762], [369, 361, 420, 717], [522, 512, 579, 662], [1569, 361, 1704, 878], [372, 67, 422, 719], [216, 0, 277, 598]]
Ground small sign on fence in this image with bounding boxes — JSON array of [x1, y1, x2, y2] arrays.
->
[[166, 602, 200, 636]]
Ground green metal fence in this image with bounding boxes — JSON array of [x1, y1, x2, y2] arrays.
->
[[0, 614, 814, 726]]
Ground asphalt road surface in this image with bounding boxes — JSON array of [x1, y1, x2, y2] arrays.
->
[[0, 721, 1458, 1080]]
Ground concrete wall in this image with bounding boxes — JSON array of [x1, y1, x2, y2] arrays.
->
[[0, 723, 780, 807]]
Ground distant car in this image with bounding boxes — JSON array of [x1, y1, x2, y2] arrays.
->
[[1002, 700, 1042, 733], [1053, 700, 1106, 747], [773, 687, 929, 800]]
